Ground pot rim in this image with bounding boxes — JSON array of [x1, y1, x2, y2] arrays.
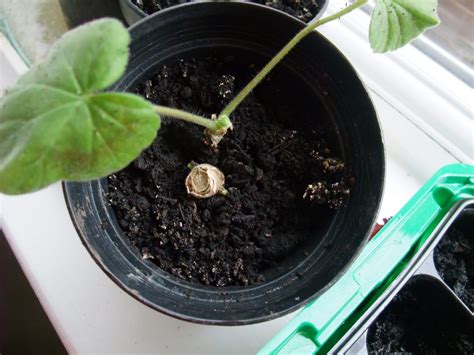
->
[[121, 0, 330, 23]]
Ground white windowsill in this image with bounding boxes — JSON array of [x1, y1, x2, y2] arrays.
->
[[0, 6, 469, 353]]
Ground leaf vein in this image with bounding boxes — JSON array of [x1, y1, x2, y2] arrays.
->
[[89, 100, 129, 131], [61, 57, 83, 94], [87, 105, 120, 165]]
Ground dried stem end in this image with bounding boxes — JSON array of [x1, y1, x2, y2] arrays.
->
[[206, 114, 233, 147], [186, 164, 226, 198]]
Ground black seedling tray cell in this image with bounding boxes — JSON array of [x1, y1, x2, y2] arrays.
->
[[331, 200, 474, 354], [434, 208, 473, 311], [367, 275, 473, 353]]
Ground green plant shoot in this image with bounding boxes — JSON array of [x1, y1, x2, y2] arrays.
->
[[220, 0, 439, 117], [0, 0, 439, 195]]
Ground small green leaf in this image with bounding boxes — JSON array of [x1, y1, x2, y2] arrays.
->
[[0, 19, 160, 194], [369, 0, 440, 53]]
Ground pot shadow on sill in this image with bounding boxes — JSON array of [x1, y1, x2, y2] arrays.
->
[[0, 230, 66, 355]]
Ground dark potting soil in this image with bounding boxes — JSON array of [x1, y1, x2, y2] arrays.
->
[[367, 277, 474, 354], [434, 213, 473, 311], [131, 0, 326, 23], [107, 57, 350, 287]]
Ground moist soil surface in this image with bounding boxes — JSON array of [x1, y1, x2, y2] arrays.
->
[[107, 57, 350, 287], [367, 277, 474, 354], [434, 211, 473, 310], [132, 0, 326, 23]]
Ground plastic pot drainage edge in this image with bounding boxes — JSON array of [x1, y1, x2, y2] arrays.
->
[[118, 0, 328, 26], [260, 163, 474, 353], [63, 2, 384, 325]]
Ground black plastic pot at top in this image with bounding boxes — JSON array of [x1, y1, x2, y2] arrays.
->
[[64, 2, 384, 325], [59, 0, 126, 28], [119, 0, 153, 24], [119, 0, 328, 26]]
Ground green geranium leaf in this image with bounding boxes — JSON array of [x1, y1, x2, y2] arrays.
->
[[369, 0, 440, 53], [0, 19, 160, 195]]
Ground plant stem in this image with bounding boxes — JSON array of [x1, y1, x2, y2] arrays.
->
[[153, 105, 229, 131], [220, 0, 368, 117]]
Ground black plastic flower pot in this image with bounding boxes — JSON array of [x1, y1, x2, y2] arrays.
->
[[63, 2, 384, 325], [59, 0, 126, 28], [119, 0, 328, 26]]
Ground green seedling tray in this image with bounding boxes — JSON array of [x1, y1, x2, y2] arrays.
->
[[259, 163, 474, 354]]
